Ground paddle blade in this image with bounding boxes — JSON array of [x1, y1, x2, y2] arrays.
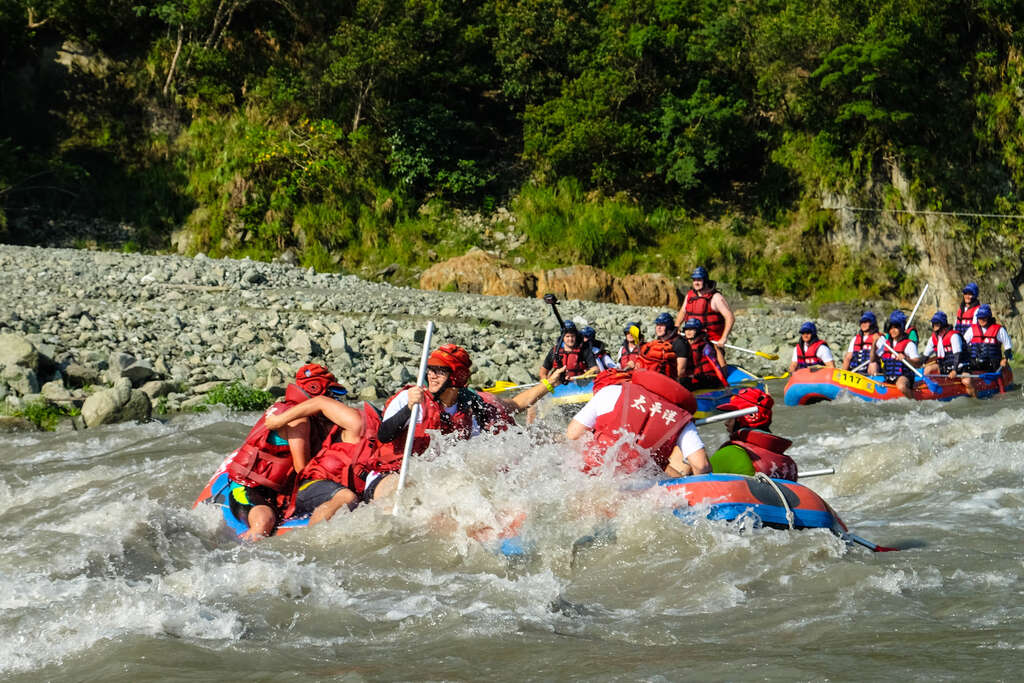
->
[[755, 351, 779, 360], [846, 532, 900, 552]]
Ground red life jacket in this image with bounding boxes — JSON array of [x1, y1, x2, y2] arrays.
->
[[684, 289, 726, 340], [955, 303, 980, 334], [879, 337, 914, 380], [552, 344, 586, 378], [585, 369, 696, 474], [301, 402, 382, 495], [372, 387, 515, 472], [688, 338, 725, 386], [795, 339, 829, 368], [849, 331, 876, 367], [223, 382, 318, 492], [724, 428, 798, 481], [619, 345, 641, 367], [968, 322, 1004, 370]]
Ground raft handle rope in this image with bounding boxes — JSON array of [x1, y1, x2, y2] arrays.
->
[[755, 472, 795, 530]]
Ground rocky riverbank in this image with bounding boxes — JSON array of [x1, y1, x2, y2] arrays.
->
[[0, 245, 883, 430]]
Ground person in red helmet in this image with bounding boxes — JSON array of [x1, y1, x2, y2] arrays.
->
[[708, 388, 797, 481], [368, 343, 566, 502], [566, 340, 708, 477], [221, 363, 350, 539]]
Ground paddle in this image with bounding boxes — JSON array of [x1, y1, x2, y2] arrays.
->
[[693, 405, 757, 426], [852, 284, 930, 373], [713, 340, 779, 360], [845, 532, 900, 553], [392, 320, 434, 515], [800, 467, 834, 478], [880, 338, 942, 395]]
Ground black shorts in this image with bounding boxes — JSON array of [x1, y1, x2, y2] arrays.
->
[[361, 471, 392, 502], [293, 479, 349, 517], [228, 483, 277, 523]]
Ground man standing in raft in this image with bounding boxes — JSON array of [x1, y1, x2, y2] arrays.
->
[[214, 364, 347, 540], [788, 321, 836, 373], [869, 311, 922, 399], [841, 312, 880, 371], [675, 265, 735, 367], [565, 340, 709, 477], [708, 388, 797, 481], [369, 344, 566, 501]]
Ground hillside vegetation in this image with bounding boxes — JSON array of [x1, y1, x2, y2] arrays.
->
[[2, 0, 1023, 305]]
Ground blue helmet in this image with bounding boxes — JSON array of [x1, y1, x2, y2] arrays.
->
[[654, 312, 674, 327], [562, 321, 577, 333], [977, 304, 993, 320], [624, 321, 641, 335], [683, 318, 703, 331], [931, 311, 948, 326], [962, 282, 979, 297], [887, 310, 907, 330], [691, 266, 710, 280], [859, 311, 877, 325], [799, 321, 817, 335], [581, 326, 596, 340]]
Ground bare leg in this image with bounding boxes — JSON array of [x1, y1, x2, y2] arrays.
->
[[368, 473, 398, 502], [867, 362, 880, 375], [309, 488, 358, 526], [923, 361, 939, 376], [963, 376, 977, 398], [896, 376, 913, 399], [243, 504, 276, 541]]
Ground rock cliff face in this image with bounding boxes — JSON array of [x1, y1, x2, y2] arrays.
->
[[824, 163, 1024, 341], [420, 249, 685, 308]]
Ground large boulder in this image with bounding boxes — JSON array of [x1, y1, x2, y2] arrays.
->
[[611, 273, 685, 308], [82, 377, 151, 427], [420, 249, 536, 297], [534, 265, 616, 303]]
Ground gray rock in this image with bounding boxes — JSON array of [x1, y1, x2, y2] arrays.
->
[[2, 365, 40, 395], [0, 333, 38, 370], [0, 416, 36, 432], [122, 360, 157, 386], [287, 330, 313, 357], [139, 380, 177, 399], [41, 380, 73, 403]]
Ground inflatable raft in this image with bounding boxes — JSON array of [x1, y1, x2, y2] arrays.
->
[[657, 473, 847, 534], [783, 365, 1014, 406], [193, 459, 310, 538]]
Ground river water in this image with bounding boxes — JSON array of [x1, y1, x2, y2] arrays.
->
[[2, 381, 1022, 681]]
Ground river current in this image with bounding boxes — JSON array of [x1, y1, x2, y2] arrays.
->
[[2, 381, 1022, 681]]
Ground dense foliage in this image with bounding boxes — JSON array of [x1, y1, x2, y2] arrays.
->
[[2, 0, 1023, 300]]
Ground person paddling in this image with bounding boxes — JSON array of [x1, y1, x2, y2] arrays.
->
[[708, 388, 797, 481], [680, 318, 728, 389], [962, 304, 1013, 397], [654, 312, 691, 379], [788, 321, 835, 373], [870, 311, 921, 399], [842, 312, 880, 371], [581, 325, 617, 371], [921, 311, 968, 383]]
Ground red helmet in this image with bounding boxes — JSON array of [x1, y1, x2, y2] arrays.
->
[[634, 340, 677, 379], [427, 344, 472, 387], [294, 363, 344, 397], [716, 387, 773, 429]]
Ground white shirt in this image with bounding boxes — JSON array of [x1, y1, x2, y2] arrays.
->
[[592, 346, 618, 371], [962, 325, 1012, 351], [571, 385, 704, 460], [921, 331, 964, 358], [791, 342, 835, 364], [384, 388, 481, 437], [874, 337, 920, 360]]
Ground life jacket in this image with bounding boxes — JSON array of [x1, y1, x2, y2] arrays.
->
[[619, 344, 641, 367], [551, 343, 586, 378], [585, 369, 696, 474], [795, 339, 829, 368], [222, 381, 326, 492], [372, 387, 515, 472], [879, 337, 915, 382], [687, 338, 726, 387], [955, 302, 980, 335], [684, 288, 726, 340], [723, 428, 798, 482], [928, 328, 964, 374], [300, 403, 382, 495], [968, 322, 1004, 371], [849, 331, 876, 368]]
